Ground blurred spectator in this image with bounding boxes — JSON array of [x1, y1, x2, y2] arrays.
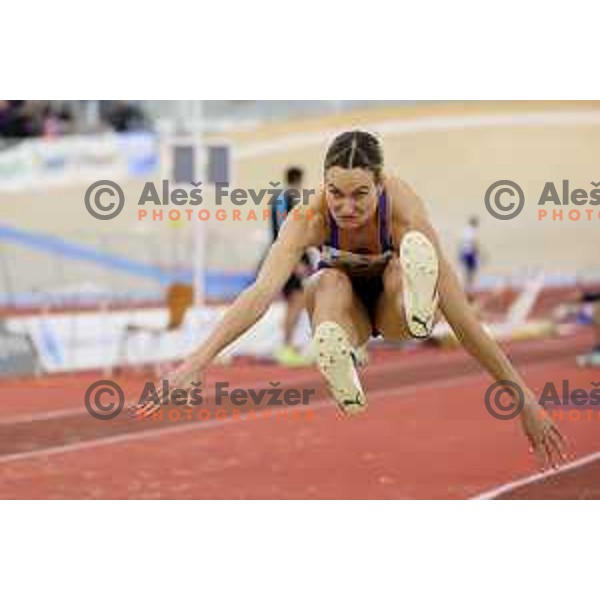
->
[[102, 100, 149, 132], [42, 102, 74, 137], [0, 101, 11, 135], [0, 101, 71, 139], [0, 100, 148, 140], [459, 215, 482, 300], [0, 101, 35, 138]]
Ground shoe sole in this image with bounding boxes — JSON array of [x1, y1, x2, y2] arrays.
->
[[400, 231, 439, 339], [314, 321, 367, 414]]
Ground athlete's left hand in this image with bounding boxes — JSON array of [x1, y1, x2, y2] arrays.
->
[[519, 397, 568, 471]]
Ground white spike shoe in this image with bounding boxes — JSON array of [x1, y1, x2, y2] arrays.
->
[[400, 231, 440, 339], [314, 321, 367, 414]]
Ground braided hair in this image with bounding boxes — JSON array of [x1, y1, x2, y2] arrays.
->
[[324, 130, 383, 182]]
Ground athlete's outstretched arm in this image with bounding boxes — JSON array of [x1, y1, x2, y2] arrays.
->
[[129, 207, 315, 419], [130, 200, 321, 417], [437, 252, 567, 466], [392, 179, 567, 469], [193, 210, 313, 368]]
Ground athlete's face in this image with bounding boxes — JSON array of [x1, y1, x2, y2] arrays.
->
[[324, 167, 379, 229]]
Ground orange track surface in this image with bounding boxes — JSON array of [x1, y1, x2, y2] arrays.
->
[[0, 331, 599, 499]]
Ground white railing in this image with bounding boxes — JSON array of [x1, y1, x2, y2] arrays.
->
[[0, 131, 158, 192]]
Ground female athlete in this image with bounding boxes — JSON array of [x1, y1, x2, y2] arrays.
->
[[136, 130, 567, 470]]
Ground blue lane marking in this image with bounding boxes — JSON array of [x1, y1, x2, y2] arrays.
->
[[0, 223, 254, 301]]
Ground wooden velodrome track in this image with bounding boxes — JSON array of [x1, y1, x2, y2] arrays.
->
[[3, 100, 600, 293]]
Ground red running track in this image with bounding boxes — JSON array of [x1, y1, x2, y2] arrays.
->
[[0, 331, 599, 499]]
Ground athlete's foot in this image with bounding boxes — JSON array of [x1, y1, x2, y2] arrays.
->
[[400, 231, 440, 339], [275, 345, 313, 367], [314, 321, 367, 414]]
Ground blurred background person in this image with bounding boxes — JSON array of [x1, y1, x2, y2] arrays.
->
[[572, 290, 600, 366], [0, 100, 34, 138], [102, 100, 149, 132], [271, 166, 313, 367], [0, 100, 74, 139], [580, 295, 600, 365], [459, 215, 482, 301], [41, 102, 74, 137]]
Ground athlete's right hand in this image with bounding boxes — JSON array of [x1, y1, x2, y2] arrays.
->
[[128, 358, 204, 420]]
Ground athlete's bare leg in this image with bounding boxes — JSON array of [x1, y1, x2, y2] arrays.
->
[[304, 268, 372, 413], [304, 268, 371, 346], [374, 258, 412, 341], [283, 289, 305, 348]]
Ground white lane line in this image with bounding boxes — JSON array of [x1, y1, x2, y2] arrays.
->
[[0, 342, 583, 426], [0, 350, 463, 425], [0, 354, 590, 466], [0, 371, 489, 465], [0, 371, 320, 425], [472, 450, 600, 499]]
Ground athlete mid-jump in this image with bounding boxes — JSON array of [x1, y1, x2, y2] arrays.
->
[[136, 130, 566, 470]]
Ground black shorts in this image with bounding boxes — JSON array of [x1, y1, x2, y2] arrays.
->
[[351, 275, 385, 337], [282, 274, 303, 298]]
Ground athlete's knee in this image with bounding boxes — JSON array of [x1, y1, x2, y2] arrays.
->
[[310, 269, 354, 311], [315, 268, 352, 294]]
